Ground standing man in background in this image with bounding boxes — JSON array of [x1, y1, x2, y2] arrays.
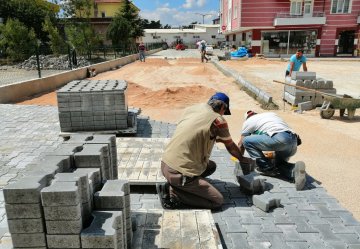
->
[[200, 40, 209, 63], [286, 49, 307, 77], [138, 42, 146, 62]]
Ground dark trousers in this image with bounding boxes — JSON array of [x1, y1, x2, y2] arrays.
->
[[161, 161, 223, 209], [201, 51, 209, 62]]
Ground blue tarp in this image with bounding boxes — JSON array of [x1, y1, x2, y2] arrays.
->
[[230, 47, 248, 58]]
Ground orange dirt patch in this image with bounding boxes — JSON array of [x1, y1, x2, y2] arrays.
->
[[17, 92, 58, 106]]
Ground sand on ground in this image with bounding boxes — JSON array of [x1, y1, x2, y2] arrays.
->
[[17, 57, 360, 220]]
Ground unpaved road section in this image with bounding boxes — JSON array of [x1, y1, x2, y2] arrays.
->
[[18, 57, 360, 220]]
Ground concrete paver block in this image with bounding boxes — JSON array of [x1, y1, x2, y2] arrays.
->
[[46, 234, 81, 249], [11, 233, 46, 248], [55, 172, 90, 204], [5, 203, 42, 219], [236, 172, 266, 194], [252, 191, 281, 212], [7, 218, 44, 234], [81, 211, 124, 248], [298, 101, 314, 111], [43, 203, 82, 221], [73, 168, 102, 193], [45, 219, 83, 235], [94, 180, 129, 210], [41, 181, 80, 206], [4, 175, 48, 204], [291, 72, 316, 80]]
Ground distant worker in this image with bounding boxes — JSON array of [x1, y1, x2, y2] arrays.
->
[[286, 49, 307, 77], [138, 42, 146, 62], [156, 92, 253, 209], [200, 40, 209, 63], [238, 111, 306, 190]]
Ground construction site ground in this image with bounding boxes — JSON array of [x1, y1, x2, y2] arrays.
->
[[1, 49, 360, 248]]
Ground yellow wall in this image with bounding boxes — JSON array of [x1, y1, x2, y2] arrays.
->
[[96, 3, 123, 17]]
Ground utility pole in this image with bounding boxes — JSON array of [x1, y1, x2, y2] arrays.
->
[[195, 13, 213, 24]]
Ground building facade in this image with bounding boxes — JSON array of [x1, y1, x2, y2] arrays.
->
[[220, 0, 360, 57], [140, 24, 225, 48]]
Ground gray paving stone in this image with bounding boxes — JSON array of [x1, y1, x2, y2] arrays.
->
[[253, 191, 281, 212], [81, 211, 124, 249], [46, 234, 81, 248], [43, 203, 82, 221], [7, 218, 44, 234], [94, 179, 129, 210], [46, 218, 83, 235], [5, 203, 42, 219], [3, 175, 48, 204], [11, 233, 46, 248], [41, 181, 80, 206]]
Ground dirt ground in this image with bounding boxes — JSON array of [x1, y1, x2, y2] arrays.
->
[[17, 57, 360, 220]]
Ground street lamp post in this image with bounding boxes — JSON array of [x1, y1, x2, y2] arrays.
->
[[195, 13, 213, 24]]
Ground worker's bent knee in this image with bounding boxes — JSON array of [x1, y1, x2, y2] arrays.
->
[[212, 194, 224, 209]]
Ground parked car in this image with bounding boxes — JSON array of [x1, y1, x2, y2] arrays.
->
[[205, 45, 214, 55]]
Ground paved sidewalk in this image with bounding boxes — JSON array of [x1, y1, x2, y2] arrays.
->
[[1, 104, 359, 248]]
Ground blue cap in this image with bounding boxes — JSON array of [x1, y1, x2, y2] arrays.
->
[[209, 92, 231, 115]]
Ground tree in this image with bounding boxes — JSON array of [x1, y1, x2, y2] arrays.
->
[[107, 0, 144, 48], [0, 18, 37, 61], [42, 16, 67, 55], [0, 0, 58, 43], [107, 16, 131, 47], [59, 0, 102, 58], [163, 24, 172, 29]]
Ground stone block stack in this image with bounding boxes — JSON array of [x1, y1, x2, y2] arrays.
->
[[57, 79, 135, 132], [283, 71, 337, 107], [3, 134, 133, 248]]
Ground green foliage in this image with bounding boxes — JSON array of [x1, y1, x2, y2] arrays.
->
[[59, 0, 93, 18], [65, 23, 102, 58], [0, 0, 58, 43], [107, 16, 131, 47], [42, 16, 67, 55], [0, 19, 37, 61], [107, 0, 144, 47]]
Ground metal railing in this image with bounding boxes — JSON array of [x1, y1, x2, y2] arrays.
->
[[275, 11, 325, 18]]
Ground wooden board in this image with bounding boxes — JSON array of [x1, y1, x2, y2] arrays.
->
[[131, 210, 223, 249], [116, 138, 170, 185]]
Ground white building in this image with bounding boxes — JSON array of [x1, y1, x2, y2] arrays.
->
[[139, 24, 225, 48]]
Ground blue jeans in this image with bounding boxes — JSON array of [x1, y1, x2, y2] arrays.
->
[[243, 131, 297, 178], [139, 51, 145, 61]]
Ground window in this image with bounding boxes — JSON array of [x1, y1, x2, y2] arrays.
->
[[234, 6, 238, 19], [153, 36, 161, 39], [233, 34, 236, 41], [193, 35, 200, 38], [174, 36, 181, 39], [290, 1, 302, 15], [331, 0, 351, 13], [211, 35, 216, 39], [101, 12, 106, 18], [304, 0, 313, 16]]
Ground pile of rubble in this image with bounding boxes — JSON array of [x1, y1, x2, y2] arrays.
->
[[16, 54, 91, 70]]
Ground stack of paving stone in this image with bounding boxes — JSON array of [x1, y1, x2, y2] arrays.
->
[[3, 134, 133, 248], [284, 71, 337, 107], [57, 79, 135, 132]]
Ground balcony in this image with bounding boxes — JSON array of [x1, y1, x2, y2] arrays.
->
[[274, 12, 326, 26]]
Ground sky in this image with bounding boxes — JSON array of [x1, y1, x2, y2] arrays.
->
[[132, 0, 219, 27]]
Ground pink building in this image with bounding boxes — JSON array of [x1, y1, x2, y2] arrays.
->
[[220, 0, 360, 57]]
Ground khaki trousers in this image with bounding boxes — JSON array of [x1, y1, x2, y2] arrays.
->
[[161, 161, 224, 209]]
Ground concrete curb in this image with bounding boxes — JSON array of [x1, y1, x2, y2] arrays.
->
[[0, 48, 162, 104], [211, 60, 273, 104]]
